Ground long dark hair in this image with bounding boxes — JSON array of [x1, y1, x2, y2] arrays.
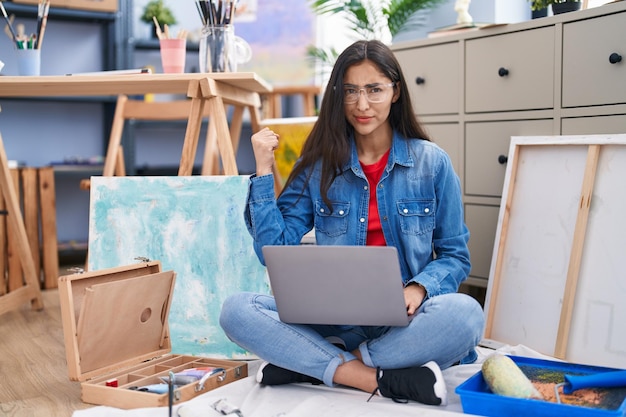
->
[[281, 40, 431, 208]]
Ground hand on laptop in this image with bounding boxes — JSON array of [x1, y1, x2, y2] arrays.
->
[[404, 282, 427, 315]]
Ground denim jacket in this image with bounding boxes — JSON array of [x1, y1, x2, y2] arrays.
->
[[244, 131, 471, 297]]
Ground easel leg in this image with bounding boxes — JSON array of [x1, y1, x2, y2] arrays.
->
[[179, 81, 206, 176], [206, 95, 238, 176], [0, 192, 7, 295], [201, 121, 219, 176], [0, 134, 43, 315]]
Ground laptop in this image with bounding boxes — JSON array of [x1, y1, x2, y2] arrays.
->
[[261, 245, 410, 327]]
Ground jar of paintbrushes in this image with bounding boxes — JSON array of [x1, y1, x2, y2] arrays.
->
[[195, 0, 251, 73], [1, 0, 50, 76]]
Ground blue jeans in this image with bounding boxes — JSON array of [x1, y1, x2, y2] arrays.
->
[[220, 292, 485, 387]]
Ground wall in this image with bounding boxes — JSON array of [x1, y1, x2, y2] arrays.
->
[[0, 0, 535, 246]]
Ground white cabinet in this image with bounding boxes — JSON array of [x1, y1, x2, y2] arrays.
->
[[423, 123, 461, 175], [561, 115, 626, 134], [395, 42, 460, 116], [561, 11, 626, 108], [392, 2, 626, 288], [465, 27, 555, 113], [465, 119, 553, 197]]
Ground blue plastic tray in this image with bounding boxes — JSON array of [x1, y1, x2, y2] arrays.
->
[[455, 356, 626, 417]]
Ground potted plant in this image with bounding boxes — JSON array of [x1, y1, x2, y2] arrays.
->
[[141, 0, 177, 37], [529, 0, 582, 16], [307, 0, 448, 70]]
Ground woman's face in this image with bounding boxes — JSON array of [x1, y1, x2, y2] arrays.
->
[[342, 60, 399, 141]]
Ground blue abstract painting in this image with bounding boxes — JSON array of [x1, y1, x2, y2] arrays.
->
[[88, 176, 270, 358]]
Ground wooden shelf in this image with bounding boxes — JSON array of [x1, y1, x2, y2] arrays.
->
[[3, 2, 116, 22]]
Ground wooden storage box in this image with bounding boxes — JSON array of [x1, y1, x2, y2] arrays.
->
[[58, 261, 247, 409], [11, 0, 118, 13]]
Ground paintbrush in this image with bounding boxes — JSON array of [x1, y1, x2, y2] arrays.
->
[[3, 13, 14, 41], [36, 0, 50, 49], [0, 1, 19, 44], [36, 0, 44, 47], [194, 1, 206, 25]]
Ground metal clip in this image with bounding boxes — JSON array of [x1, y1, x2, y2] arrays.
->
[[68, 267, 85, 274], [195, 368, 226, 392], [134, 256, 151, 263]]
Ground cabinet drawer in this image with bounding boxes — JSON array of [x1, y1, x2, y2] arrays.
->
[[395, 42, 459, 115], [465, 27, 555, 113], [562, 11, 626, 107], [465, 119, 553, 197], [423, 123, 461, 177], [561, 114, 626, 135], [465, 204, 500, 281]]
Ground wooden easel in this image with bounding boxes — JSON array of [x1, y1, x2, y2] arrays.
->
[[0, 133, 44, 316]]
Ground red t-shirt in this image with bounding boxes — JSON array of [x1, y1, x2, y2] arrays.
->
[[361, 149, 390, 246]]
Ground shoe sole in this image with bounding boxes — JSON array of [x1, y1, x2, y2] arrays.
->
[[423, 361, 448, 406], [256, 361, 269, 384]]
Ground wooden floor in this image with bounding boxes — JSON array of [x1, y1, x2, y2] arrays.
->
[[0, 288, 93, 417]]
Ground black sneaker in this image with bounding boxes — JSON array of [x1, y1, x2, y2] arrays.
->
[[256, 362, 323, 386], [370, 361, 447, 405]]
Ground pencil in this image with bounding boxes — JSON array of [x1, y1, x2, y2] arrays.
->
[[152, 15, 163, 40]]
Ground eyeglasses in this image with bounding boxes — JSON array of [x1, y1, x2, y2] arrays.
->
[[342, 82, 395, 104]]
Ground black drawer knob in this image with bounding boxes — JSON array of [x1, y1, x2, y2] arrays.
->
[[609, 53, 622, 64], [415, 76, 425, 85], [498, 155, 508, 164], [498, 67, 509, 77]]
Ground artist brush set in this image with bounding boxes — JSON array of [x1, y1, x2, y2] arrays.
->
[[1, 0, 50, 49], [152, 15, 188, 41], [195, 0, 237, 26]]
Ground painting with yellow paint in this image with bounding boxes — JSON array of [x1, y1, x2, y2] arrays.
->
[[262, 116, 317, 186]]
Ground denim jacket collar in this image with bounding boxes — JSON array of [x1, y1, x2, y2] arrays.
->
[[344, 131, 415, 176]]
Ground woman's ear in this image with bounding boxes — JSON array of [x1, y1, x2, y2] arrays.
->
[[392, 83, 401, 103]]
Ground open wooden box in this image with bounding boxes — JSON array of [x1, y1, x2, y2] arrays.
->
[[58, 261, 248, 409]]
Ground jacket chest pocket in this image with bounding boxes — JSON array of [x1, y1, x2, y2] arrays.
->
[[397, 200, 435, 235], [314, 201, 350, 237]]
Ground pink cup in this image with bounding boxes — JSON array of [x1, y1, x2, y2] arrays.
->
[[159, 39, 186, 73]]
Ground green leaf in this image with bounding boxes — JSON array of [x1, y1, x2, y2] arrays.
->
[[385, 0, 447, 36]]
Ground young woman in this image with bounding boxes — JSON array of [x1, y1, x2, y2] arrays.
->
[[220, 40, 485, 406]]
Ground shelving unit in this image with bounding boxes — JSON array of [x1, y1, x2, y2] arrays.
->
[[3, 2, 119, 70], [0, 1, 123, 251]]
